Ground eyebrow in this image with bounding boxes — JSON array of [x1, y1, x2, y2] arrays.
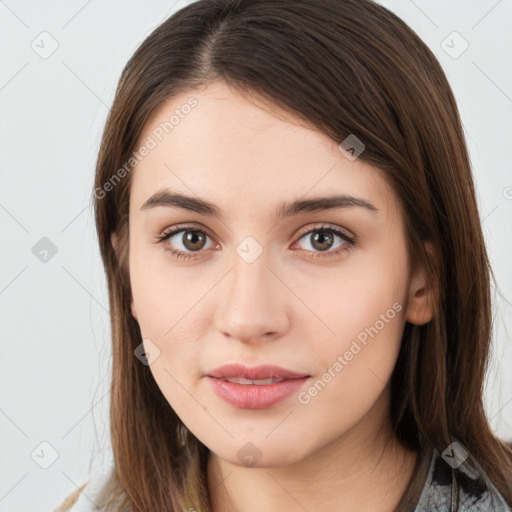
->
[[140, 188, 378, 220]]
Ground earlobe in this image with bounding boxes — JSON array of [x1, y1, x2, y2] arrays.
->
[[404, 241, 435, 326], [111, 232, 119, 255], [110, 231, 137, 321], [131, 298, 138, 320], [405, 287, 433, 325]]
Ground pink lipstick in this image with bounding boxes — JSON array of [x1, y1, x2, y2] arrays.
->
[[206, 364, 310, 409]]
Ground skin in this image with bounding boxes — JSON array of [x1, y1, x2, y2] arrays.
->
[[112, 80, 434, 511]]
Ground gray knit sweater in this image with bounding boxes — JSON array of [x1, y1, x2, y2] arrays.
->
[[54, 447, 511, 511]]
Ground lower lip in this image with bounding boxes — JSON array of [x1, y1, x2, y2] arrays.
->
[[206, 376, 310, 409]]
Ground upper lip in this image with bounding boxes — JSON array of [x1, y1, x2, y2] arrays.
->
[[207, 364, 310, 380]]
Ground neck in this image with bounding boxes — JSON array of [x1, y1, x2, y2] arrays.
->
[[207, 388, 418, 512]]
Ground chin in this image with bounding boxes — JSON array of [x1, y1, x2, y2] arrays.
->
[[212, 440, 309, 469]]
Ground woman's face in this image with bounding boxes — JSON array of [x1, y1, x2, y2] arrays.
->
[[123, 80, 429, 467]]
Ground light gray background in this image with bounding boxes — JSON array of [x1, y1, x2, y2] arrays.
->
[[1, 1, 511, 510]]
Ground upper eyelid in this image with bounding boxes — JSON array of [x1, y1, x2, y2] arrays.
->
[[161, 222, 355, 243], [162, 223, 215, 240]]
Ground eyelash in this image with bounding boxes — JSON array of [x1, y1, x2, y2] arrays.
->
[[155, 223, 356, 261]]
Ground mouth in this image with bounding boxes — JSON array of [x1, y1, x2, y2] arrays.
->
[[216, 376, 290, 385], [206, 364, 311, 409], [207, 363, 310, 381]]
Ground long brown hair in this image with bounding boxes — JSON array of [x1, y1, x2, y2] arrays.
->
[[92, 0, 512, 510]]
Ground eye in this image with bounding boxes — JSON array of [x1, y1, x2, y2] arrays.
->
[[155, 225, 217, 261], [155, 223, 356, 261], [291, 224, 356, 259]]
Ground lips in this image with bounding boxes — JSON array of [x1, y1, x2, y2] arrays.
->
[[206, 364, 311, 409], [207, 364, 310, 381], [219, 376, 285, 385]]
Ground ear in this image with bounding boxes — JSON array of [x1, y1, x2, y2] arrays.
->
[[404, 241, 435, 326], [110, 232, 119, 255], [110, 232, 138, 321]]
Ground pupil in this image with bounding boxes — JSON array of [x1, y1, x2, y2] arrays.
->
[[313, 230, 332, 251], [185, 231, 205, 250]]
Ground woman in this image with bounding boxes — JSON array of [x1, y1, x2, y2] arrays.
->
[[55, 0, 512, 510]]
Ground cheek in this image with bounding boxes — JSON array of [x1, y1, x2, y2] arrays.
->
[[306, 242, 408, 381], [130, 264, 207, 413], [129, 238, 198, 330], [300, 275, 406, 432], [314, 249, 407, 334]]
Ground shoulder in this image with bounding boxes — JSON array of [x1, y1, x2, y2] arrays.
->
[[413, 443, 511, 512], [53, 472, 111, 512]]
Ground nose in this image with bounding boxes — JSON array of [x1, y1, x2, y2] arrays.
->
[[213, 249, 290, 344]]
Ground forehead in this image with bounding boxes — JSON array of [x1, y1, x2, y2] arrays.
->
[[129, 81, 397, 218]]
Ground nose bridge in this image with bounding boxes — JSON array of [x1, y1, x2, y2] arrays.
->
[[230, 242, 269, 300], [214, 238, 287, 342]]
